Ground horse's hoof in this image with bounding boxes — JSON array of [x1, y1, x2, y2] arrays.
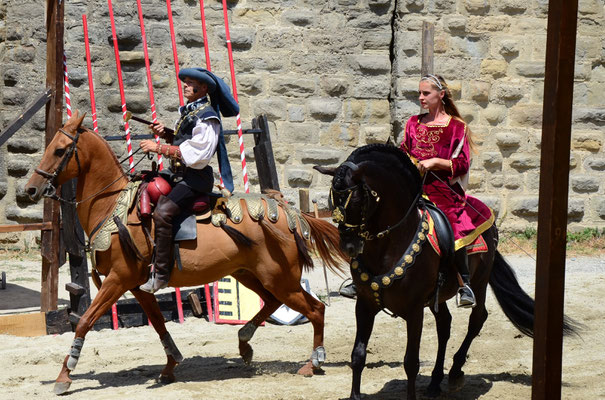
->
[[425, 385, 442, 398], [448, 371, 465, 392], [53, 381, 71, 395], [158, 373, 176, 384], [297, 361, 315, 377], [239, 342, 253, 365]]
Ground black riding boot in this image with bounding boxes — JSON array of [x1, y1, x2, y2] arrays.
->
[[140, 195, 181, 294], [454, 248, 476, 308]]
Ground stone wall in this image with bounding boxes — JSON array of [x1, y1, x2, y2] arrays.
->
[[0, 0, 603, 246]]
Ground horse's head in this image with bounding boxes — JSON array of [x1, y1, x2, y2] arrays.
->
[[25, 110, 87, 202], [315, 144, 422, 257]]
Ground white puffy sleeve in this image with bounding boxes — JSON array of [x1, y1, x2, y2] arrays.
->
[[178, 118, 220, 170]]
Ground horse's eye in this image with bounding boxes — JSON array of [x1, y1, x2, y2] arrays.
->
[[54, 148, 66, 157]]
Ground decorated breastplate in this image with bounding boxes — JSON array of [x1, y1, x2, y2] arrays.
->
[[351, 210, 430, 308]]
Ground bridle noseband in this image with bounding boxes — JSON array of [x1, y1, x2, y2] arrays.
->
[[330, 160, 424, 241], [34, 128, 82, 199]]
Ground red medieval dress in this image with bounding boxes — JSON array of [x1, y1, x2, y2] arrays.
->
[[400, 114, 494, 251]]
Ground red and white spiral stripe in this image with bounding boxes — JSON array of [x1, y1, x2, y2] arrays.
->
[[63, 53, 72, 118]]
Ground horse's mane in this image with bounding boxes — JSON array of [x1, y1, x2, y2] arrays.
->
[[79, 126, 128, 178], [335, 143, 422, 193]]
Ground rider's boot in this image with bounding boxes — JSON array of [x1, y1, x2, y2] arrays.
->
[[339, 281, 357, 299], [140, 196, 180, 294], [455, 247, 476, 308]]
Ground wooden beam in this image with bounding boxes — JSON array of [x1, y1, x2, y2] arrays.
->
[[0, 222, 52, 233], [532, 1, 579, 399], [0, 90, 52, 147], [41, 0, 64, 312]]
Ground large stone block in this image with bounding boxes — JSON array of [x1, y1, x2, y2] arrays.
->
[[464, 0, 491, 14], [482, 104, 507, 125], [253, 98, 287, 121], [572, 131, 603, 152], [363, 30, 393, 50], [320, 123, 360, 147], [567, 198, 585, 220], [349, 54, 391, 75], [308, 99, 342, 121], [274, 122, 320, 144], [282, 9, 315, 26], [571, 175, 600, 193], [300, 148, 342, 165], [443, 15, 468, 34], [509, 104, 543, 127], [270, 77, 317, 97], [7, 158, 31, 178], [573, 107, 605, 126], [218, 28, 256, 50], [480, 59, 508, 78], [585, 156, 605, 171], [490, 80, 526, 102], [509, 153, 539, 171], [320, 77, 350, 97], [497, 0, 528, 14], [7, 138, 41, 154], [482, 152, 503, 170], [288, 105, 305, 123], [363, 125, 391, 144], [349, 77, 391, 99], [514, 61, 545, 78], [6, 204, 43, 223], [467, 81, 491, 102], [286, 167, 314, 188], [510, 196, 539, 217]]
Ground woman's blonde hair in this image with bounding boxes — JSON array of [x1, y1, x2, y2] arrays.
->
[[421, 74, 476, 152]]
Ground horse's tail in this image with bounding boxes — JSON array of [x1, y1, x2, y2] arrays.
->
[[301, 213, 349, 277], [489, 250, 580, 338]]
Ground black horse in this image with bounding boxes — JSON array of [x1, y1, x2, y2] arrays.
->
[[316, 143, 577, 400]]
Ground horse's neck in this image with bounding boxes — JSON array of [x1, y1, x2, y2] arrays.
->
[[362, 189, 421, 268], [75, 132, 128, 237]]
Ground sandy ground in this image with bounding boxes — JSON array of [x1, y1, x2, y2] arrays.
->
[[0, 253, 604, 399]]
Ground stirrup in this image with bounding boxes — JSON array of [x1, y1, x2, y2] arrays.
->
[[140, 266, 168, 294], [456, 284, 476, 309]]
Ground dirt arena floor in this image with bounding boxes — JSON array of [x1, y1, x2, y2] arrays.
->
[[0, 254, 603, 399]]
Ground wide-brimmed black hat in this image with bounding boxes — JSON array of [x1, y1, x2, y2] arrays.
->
[[178, 68, 217, 94]]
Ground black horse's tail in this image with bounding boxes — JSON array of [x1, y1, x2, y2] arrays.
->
[[489, 251, 579, 338]]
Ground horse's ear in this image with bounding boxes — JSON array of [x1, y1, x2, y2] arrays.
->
[[313, 165, 336, 176], [75, 110, 86, 129]]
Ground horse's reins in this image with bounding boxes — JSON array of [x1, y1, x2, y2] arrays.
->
[[35, 128, 150, 207]]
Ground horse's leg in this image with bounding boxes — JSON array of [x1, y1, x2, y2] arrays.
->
[[130, 288, 183, 383], [263, 273, 326, 376], [54, 275, 127, 395], [231, 271, 282, 364], [426, 302, 452, 398], [349, 300, 377, 400], [403, 306, 424, 400], [448, 275, 489, 392]]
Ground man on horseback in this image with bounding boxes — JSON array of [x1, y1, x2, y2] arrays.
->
[[138, 67, 237, 294]]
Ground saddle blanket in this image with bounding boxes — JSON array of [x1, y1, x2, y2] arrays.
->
[[424, 209, 488, 256]]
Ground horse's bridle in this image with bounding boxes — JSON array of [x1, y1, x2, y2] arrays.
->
[[330, 161, 424, 241], [34, 128, 82, 199]]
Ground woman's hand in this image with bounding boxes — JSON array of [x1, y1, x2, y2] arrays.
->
[[139, 140, 157, 153], [149, 121, 166, 138], [418, 158, 449, 174]]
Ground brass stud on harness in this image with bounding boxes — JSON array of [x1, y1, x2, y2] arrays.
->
[[371, 282, 379, 291], [395, 266, 404, 276], [351, 260, 359, 270], [361, 273, 369, 282], [412, 243, 420, 252], [382, 276, 391, 286]]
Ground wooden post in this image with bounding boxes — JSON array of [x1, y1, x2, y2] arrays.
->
[[41, 0, 64, 312], [421, 22, 434, 77], [252, 115, 280, 192], [532, 1, 579, 399], [299, 189, 310, 213]]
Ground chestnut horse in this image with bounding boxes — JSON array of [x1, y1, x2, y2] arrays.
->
[[316, 144, 577, 400], [25, 111, 347, 395]]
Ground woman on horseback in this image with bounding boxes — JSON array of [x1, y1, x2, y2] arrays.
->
[[400, 74, 495, 308]]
